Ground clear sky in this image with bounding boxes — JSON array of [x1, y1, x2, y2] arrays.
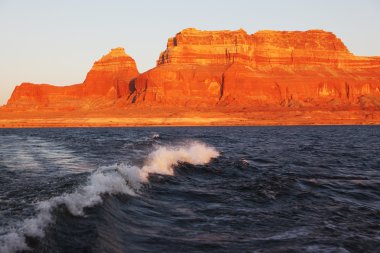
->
[[0, 0, 379, 105]]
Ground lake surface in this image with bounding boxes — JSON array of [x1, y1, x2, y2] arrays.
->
[[0, 126, 379, 253]]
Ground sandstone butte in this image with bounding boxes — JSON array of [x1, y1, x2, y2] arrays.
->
[[1, 28, 380, 127]]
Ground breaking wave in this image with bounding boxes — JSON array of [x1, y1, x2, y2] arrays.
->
[[0, 141, 219, 253], [140, 141, 219, 181]]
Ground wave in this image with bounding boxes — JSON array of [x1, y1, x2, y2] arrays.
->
[[0, 141, 219, 253], [140, 141, 219, 181]]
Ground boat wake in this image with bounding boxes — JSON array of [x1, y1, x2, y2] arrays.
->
[[0, 141, 219, 253]]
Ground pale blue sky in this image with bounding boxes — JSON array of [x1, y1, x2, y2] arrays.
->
[[0, 0, 379, 105]]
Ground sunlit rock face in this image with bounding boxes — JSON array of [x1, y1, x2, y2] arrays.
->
[[156, 28, 350, 67], [132, 28, 380, 108], [82, 47, 139, 98], [4, 28, 380, 113], [6, 83, 83, 111], [6, 48, 139, 110]]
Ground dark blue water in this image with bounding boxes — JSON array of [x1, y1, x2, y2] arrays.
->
[[0, 126, 379, 253]]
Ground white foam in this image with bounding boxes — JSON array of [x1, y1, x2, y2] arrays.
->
[[140, 141, 219, 181], [0, 141, 219, 253], [0, 165, 137, 253], [0, 233, 29, 253]]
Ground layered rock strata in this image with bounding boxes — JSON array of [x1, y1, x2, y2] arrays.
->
[[6, 47, 139, 110], [132, 28, 380, 108], [3, 28, 380, 120]]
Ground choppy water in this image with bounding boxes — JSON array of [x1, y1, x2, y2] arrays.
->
[[0, 126, 379, 253]]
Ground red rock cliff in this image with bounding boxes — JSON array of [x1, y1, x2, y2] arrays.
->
[[82, 47, 139, 98], [6, 47, 139, 110], [131, 28, 380, 108], [4, 29, 380, 113], [156, 28, 352, 67]]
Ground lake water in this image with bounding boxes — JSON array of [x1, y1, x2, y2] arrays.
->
[[0, 126, 379, 252]]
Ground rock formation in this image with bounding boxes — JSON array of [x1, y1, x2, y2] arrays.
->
[[6, 47, 139, 110], [82, 47, 139, 98], [2, 28, 380, 126], [132, 28, 380, 108]]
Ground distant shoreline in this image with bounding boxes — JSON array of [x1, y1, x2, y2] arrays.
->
[[0, 111, 380, 128]]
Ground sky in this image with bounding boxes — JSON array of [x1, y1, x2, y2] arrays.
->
[[0, 0, 379, 105]]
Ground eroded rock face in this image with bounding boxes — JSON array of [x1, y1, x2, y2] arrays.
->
[[157, 28, 254, 66], [6, 83, 83, 110], [130, 64, 226, 106], [82, 47, 139, 98], [133, 28, 380, 108], [4, 28, 380, 113], [156, 28, 352, 67], [6, 47, 139, 110]]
